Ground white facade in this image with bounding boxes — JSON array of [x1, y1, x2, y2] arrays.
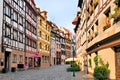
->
[[50, 37, 56, 65], [0, 0, 3, 47]]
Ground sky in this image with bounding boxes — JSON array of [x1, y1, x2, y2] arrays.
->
[[34, 0, 79, 34]]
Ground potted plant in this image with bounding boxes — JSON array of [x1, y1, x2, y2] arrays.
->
[[94, 66, 110, 80]]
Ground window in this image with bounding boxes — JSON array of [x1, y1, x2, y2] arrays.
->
[[45, 35, 47, 40], [19, 33, 23, 42], [40, 42, 42, 49], [14, 0, 18, 3], [12, 54, 17, 63], [20, 0, 24, 8], [46, 25, 47, 30], [39, 31, 41, 37], [42, 56, 44, 62], [19, 16, 23, 25], [34, 42, 36, 48], [26, 37, 29, 45], [48, 27, 50, 31], [48, 36, 49, 41], [13, 11, 18, 22], [40, 20, 42, 25], [33, 28, 37, 35], [29, 40, 33, 47], [19, 55, 23, 63], [13, 30, 18, 40], [5, 26, 11, 38], [5, 5, 11, 17], [45, 45, 47, 50], [48, 46, 50, 51]]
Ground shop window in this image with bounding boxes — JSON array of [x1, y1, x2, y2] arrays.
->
[[0, 59, 4, 66]]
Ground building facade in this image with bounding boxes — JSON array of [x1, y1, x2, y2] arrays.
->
[[55, 27, 61, 65], [36, 8, 50, 67], [25, 0, 38, 69], [74, 0, 120, 79], [59, 30, 66, 64], [0, 0, 26, 72], [60, 27, 72, 58], [50, 22, 57, 65]]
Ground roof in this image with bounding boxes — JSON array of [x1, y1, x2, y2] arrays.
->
[[72, 16, 78, 25]]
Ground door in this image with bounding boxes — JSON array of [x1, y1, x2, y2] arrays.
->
[[4, 51, 10, 72], [116, 52, 120, 79]]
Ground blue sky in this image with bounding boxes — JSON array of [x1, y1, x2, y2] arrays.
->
[[34, 0, 79, 33]]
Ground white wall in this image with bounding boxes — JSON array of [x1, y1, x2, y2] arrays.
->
[[0, 0, 3, 45]]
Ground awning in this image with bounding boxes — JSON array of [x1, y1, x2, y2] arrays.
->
[[65, 57, 79, 62], [32, 52, 41, 58]]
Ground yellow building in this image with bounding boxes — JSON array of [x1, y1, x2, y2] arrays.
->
[[74, 0, 120, 79], [36, 8, 51, 67]]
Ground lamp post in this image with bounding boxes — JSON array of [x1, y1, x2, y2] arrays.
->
[[72, 39, 75, 77], [73, 48, 75, 77]]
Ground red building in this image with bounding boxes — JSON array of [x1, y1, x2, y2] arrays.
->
[[25, 0, 38, 69]]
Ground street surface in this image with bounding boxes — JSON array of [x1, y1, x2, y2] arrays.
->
[[0, 65, 90, 80]]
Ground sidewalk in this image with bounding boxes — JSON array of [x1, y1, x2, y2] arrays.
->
[[76, 71, 94, 80]]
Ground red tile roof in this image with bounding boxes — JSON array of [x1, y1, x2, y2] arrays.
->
[[72, 16, 78, 25]]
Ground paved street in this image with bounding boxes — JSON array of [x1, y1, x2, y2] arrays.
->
[[0, 65, 91, 80]]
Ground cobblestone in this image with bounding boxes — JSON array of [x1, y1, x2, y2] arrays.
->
[[0, 65, 93, 80]]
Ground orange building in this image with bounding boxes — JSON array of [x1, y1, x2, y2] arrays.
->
[[25, 0, 38, 69], [73, 0, 120, 79]]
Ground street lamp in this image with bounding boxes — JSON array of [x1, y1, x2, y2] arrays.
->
[[73, 48, 75, 77], [72, 40, 75, 77]]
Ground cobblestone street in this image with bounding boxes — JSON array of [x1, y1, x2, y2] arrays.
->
[[0, 65, 91, 80]]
